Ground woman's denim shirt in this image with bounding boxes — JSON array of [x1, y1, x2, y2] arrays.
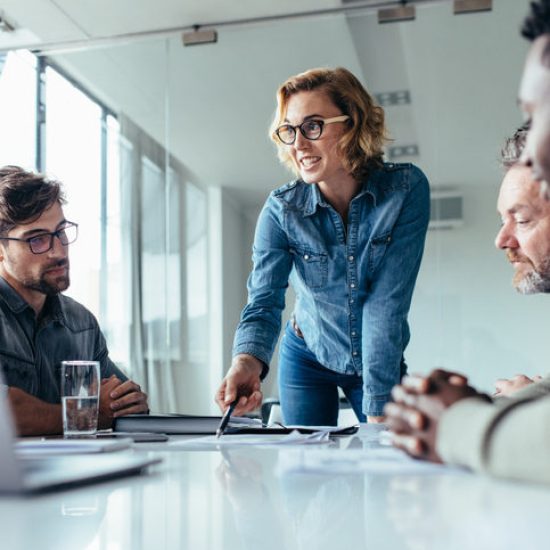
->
[[233, 163, 430, 415]]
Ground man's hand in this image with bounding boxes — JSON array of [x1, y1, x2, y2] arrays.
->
[[215, 354, 264, 416], [384, 369, 485, 462], [494, 374, 543, 397], [99, 375, 148, 428]]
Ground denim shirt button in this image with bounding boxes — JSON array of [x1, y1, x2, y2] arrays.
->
[[303, 254, 310, 260], [350, 283, 356, 289], [351, 331, 356, 337], [350, 299, 354, 304], [348, 255, 354, 261], [353, 351, 358, 356]]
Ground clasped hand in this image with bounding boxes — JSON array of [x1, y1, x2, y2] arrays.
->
[[98, 375, 148, 428], [384, 369, 487, 462]]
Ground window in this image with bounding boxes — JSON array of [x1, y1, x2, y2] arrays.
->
[[185, 182, 208, 364], [0, 51, 36, 168], [43, 64, 104, 320], [0, 48, 209, 409]]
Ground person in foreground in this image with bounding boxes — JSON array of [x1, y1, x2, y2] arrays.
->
[[385, 0, 550, 482], [0, 166, 148, 436], [215, 67, 430, 425], [480, 0, 550, 399], [385, 124, 550, 482]]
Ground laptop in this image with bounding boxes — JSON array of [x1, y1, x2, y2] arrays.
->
[[0, 377, 161, 495]]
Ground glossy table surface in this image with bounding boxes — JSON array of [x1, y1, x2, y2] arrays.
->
[[1, 425, 549, 550]]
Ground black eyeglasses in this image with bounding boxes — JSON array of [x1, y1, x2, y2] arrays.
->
[[0, 222, 78, 254], [274, 115, 350, 145]]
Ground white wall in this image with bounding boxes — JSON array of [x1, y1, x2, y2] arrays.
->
[[408, 183, 550, 393], [225, 173, 549, 403]]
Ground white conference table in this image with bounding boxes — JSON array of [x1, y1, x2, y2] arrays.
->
[[1, 424, 549, 550]]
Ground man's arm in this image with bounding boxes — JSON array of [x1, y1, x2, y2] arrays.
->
[[385, 369, 550, 483], [7, 387, 62, 436], [8, 382, 146, 434]]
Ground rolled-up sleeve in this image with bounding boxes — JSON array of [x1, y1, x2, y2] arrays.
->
[[361, 168, 430, 415], [232, 195, 293, 367], [438, 394, 550, 483]]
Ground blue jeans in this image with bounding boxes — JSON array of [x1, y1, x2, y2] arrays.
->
[[278, 322, 366, 426]]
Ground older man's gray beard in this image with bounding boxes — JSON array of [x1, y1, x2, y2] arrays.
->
[[515, 260, 550, 294]]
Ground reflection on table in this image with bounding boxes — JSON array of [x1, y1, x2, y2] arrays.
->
[[1, 425, 549, 550]]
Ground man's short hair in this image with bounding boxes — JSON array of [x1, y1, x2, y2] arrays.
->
[[522, 0, 550, 42], [0, 166, 66, 235], [500, 122, 530, 171]]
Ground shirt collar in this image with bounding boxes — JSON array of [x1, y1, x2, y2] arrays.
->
[[301, 168, 383, 216], [0, 275, 64, 321]]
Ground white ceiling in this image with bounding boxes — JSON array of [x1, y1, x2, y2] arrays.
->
[[0, 0, 534, 206], [0, 0, 352, 47]]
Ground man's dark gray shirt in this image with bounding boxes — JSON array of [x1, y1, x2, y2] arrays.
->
[[0, 276, 127, 403]]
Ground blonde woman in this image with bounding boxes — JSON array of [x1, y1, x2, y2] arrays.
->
[[216, 67, 430, 425]]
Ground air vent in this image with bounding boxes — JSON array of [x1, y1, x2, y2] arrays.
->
[[388, 144, 419, 159], [430, 189, 463, 229], [375, 90, 411, 107]]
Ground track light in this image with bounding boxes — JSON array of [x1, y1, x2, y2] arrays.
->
[[453, 0, 492, 15], [378, 2, 416, 24], [182, 27, 217, 47]]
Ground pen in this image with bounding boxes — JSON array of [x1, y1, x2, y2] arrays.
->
[[216, 399, 238, 439]]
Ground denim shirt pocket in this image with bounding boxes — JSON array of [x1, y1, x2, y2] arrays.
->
[[0, 353, 36, 395], [368, 232, 392, 273], [290, 245, 328, 289]]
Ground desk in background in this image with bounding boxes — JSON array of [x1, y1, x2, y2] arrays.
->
[[0, 425, 549, 550]]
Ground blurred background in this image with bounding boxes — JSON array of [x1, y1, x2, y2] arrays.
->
[[0, 0, 535, 413]]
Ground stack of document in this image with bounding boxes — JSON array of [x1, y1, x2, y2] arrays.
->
[[114, 414, 359, 436], [15, 438, 133, 456]]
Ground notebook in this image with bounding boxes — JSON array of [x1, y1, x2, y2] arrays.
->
[[0, 375, 161, 495]]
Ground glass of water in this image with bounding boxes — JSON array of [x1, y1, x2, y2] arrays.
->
[[61, 361, 100, 438]]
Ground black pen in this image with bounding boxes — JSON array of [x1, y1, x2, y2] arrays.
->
[[216, 399, 238, 439]]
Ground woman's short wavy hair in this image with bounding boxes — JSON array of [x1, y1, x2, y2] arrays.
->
[[269, 67, 389, 181]]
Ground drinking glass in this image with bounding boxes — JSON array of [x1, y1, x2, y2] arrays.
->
[[61, 361, 100, 438]]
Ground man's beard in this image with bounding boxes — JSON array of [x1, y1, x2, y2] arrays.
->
[[508, 252, 550, 294], [24, 259, 70, 296]]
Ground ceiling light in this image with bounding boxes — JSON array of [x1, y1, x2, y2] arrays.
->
[[182, 27, 217, 47], [453, 0, 492, 15], [378, 3, 416, 24]]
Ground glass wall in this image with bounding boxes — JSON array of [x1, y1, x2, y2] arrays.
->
[[0, 0, 538, 412], [0, 41, 210, 412]]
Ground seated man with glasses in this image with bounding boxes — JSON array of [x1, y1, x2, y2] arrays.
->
[[0, 165, 148, 435]]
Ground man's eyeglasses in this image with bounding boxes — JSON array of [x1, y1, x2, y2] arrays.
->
[[274, 115, 350, 145], [0, 222, 78, 254]]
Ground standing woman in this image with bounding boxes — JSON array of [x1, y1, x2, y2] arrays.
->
[[215, 67, 430, 425]]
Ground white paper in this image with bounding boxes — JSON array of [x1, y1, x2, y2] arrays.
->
[[169, 430, 332, 448], [277, 447, 464, 475], [15, 437, 133, 455]]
